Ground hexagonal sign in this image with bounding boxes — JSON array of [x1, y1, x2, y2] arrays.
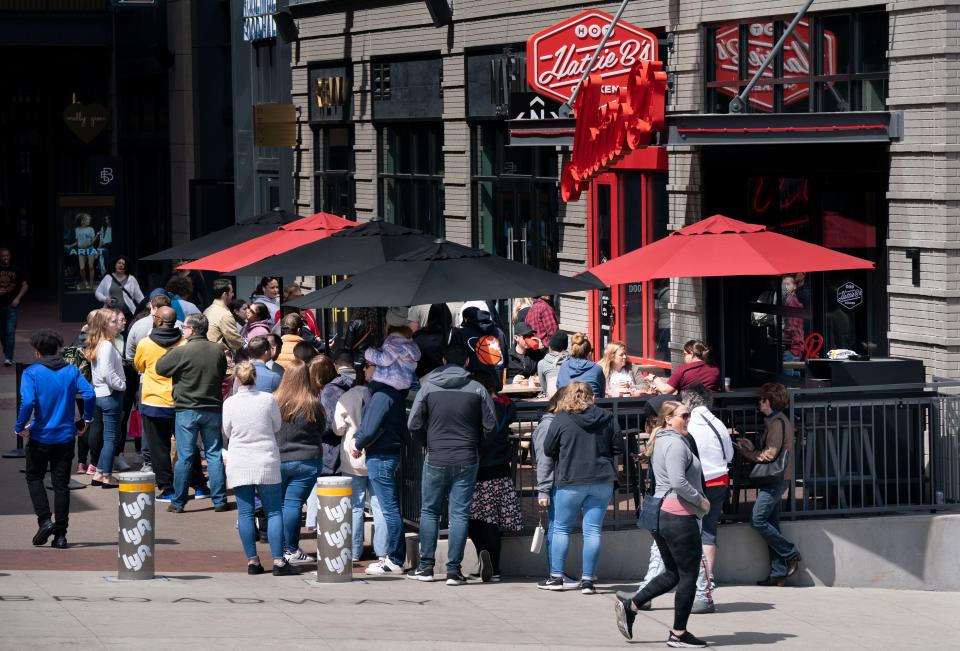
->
[[526, 10, 659, 104], [837, 282, 864, 310]]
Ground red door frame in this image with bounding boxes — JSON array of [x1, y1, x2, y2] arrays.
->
[[586, 147, 669, 365]]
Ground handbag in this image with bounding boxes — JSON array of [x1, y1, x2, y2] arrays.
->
[[530, 509, 546, 554], [637, 492, 665, 533], [749, 448, 789, 482]]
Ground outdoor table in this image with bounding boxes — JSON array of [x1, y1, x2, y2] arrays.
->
[[500, 383, 542, 397]]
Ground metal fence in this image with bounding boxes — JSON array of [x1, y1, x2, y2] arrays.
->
[[398, 381, 960, 533]]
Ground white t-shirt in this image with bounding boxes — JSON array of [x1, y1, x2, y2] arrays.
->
[[608, 368, 633, 395]]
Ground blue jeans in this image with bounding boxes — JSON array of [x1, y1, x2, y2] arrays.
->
[[350, 474, 387, 560], [418, 461, 478, 575], [366, 454, 405, 567], [0, 305, 16, 361], [280, 459, 321, 553], [95, 391, 124, 474], [752, 481, 799, 578], [234, 483, 283, 560], [173, 409, 226, 509], [550, 482, 614, 580]]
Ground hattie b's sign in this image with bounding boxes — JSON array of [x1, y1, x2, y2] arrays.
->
[[526, 10, 658, 104]]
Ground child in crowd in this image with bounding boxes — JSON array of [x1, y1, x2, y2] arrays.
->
[[363, 307, 421, 391]]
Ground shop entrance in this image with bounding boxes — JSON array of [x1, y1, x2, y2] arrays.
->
[[588, 148, 669, 365], [702, 143, 888, 387]]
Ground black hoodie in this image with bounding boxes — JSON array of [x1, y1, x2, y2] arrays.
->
[[38, 355, 68, 371], [543, 404, 623, 487], [452, 308, 508, 386], [149, 326, 183, 348]]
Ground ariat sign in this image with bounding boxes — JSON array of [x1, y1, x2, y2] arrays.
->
[[526, 10, 658, 104]]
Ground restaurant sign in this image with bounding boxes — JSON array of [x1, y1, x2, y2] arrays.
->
[[837, 282, 864, 310], [526, 10, 658, 105], [713, 20, 836, 112]]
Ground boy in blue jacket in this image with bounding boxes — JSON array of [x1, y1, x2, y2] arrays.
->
[[16, 329, 95, 549]]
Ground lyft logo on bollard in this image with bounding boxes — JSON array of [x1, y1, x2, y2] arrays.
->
[[121, 545, 153, 572], [121, 519, 153, 546], [323, 496, 351, 524], [122, 493, 153, 520]]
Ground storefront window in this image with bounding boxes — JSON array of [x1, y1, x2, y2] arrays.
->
[[313, 126, 355, 219], [470, 124, 558, 271], [378, 124, 444, 236], [706, 9, 887, 113]]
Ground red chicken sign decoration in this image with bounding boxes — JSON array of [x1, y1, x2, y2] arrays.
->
[[561, 59, 668, 202]]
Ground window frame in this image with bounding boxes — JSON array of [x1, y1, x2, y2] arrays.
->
[[376, 123, 445, 237], [704, 8, 888, 114], [312, 125, 356, 219]]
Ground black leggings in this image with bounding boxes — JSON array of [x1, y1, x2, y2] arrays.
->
[[632, 511, 702, 631], [468, 519, 502, 575]]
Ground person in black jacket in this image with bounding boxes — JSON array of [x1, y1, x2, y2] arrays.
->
[[406, 344, 496, 585], [452, 307, 507, 389], [539, 381, 622, 595], [467, 369, 523, 583]]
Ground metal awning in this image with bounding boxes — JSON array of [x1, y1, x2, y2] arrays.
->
[[509, 111, 901, 148], [667, 111, 902, 146]]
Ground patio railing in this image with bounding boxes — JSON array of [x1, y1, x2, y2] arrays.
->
[[398, 380, 960, 533]]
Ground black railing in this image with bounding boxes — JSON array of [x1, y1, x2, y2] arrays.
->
[[398, 381, 960, 533]]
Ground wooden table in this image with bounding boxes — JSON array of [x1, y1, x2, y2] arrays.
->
[[499, 383, 542, 398]]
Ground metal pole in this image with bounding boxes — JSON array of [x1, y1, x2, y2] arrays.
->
[[559, 0, 631, 117], [729, 0, 816, 113], [117, 471, 156, 580], [315, 476, 354, 582]]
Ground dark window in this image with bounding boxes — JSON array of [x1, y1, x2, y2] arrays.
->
[[706, 9, 887, 113], [470, 123, 558, 272], [372, 63, 391, 100], [313, 126, 355, 219], [378, 124, 443, 236]]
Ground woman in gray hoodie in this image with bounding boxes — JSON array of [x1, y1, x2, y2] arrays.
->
[[615, 400, 710, 648]]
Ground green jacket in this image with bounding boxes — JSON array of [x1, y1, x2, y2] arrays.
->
[[155, 335, 227, 411]]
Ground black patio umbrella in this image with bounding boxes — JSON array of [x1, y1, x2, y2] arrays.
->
[[285, 239, 606, 309], [140, 208, 301, 261], [229, 216, 436, 277]]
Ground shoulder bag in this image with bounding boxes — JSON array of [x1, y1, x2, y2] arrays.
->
[[749, 419, 789, 482]]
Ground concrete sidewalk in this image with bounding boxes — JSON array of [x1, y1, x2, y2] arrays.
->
[[1, 570, 958, 650]]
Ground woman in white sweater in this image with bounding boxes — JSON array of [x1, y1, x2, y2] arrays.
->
[[93, 256, 144, 318], [85, 308, 126, 488], [334, 362, 387, 564], [222, 362, 300, 576]]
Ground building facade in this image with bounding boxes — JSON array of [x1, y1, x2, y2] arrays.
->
[[283, 0, 958, 382]]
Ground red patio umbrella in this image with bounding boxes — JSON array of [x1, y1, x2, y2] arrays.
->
[[579, 214, 874, 286], [177, 212, 355, 273]]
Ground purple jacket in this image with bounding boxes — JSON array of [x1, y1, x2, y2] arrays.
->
[[364, 333, 421, 390]]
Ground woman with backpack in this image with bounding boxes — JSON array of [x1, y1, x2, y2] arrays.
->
[[614, 401, 710, 647], [94, 256, 144, 321], [539, 381, 622, 595]]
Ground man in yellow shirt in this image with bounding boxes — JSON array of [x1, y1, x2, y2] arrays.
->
[[134, 307, 204, 501]]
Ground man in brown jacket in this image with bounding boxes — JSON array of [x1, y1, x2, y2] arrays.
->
[[735, 382, 801, 586], [203, 278, 243, 398]]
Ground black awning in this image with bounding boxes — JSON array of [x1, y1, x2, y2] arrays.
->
[[667, 111, 902, 146]]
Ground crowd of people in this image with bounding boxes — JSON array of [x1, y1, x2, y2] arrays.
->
[[12, 258, 803, 647]]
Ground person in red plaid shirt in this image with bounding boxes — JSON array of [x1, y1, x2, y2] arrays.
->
[[525, 295, 558, 348]]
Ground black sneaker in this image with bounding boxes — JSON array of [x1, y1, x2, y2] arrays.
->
[[167, 504, 185, 514], [51, 535, 68, 550], [272, 561, 302, 576], [214, 502, 235, 513], [406, 567, 435, 582], [247, 562, 265, 575], [785, 552, 802, 577], [756, 575, 785, 587], [32, 520, 55, 546], [537, 576, 565, 591], [478, 549, 493, 583], [614, 596, 635, 640], [445, 572, 468, 586], [667, 631, 707, 648], [580, 579, 596, 595]]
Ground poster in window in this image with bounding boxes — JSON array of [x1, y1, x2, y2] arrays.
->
[[57, 195, 116, 321]]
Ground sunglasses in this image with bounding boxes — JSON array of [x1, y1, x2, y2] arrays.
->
[[674, 412, 691, 420]]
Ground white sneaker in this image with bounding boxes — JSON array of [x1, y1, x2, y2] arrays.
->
[[365, 558, 403, 575], [284, 549, 317, 565], [140, 464, 153, 474], [113, 456, 131, 472]]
